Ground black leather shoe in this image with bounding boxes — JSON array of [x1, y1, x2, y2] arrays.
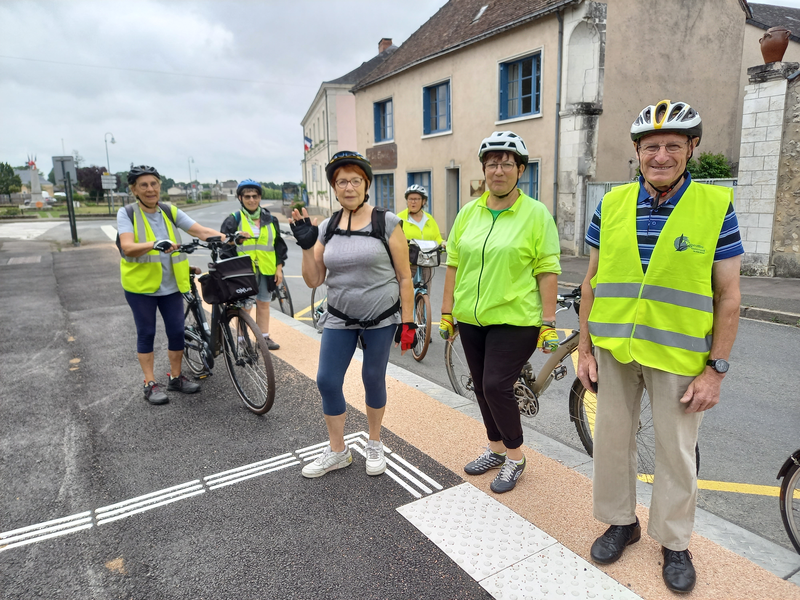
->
[[662, 547, 696, 594], [590, 517, 641, 564]]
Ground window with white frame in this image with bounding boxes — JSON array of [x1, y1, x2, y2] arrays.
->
[[374, 99, 393, 142], [374, 174, 395, 212], [519, 160, 540, 200], [423, 81, 450, 134], [499, 53, 541, 120]]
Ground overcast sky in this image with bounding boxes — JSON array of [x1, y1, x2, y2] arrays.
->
[[0, 0, 446, 185], [3, 1, 800, 186]]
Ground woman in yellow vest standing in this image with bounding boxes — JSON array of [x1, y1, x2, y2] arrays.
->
[[219, 179, 287, 351], [439, 131, 561, 494], [397, 184, 445, 282], [117, 165, 225, 405], [577, 101, 743, 593]]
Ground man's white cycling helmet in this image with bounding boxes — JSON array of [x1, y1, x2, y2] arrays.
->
[[631, 99, 702, 144], [404, 184, 428, 200], [478, 131, 529, 165]]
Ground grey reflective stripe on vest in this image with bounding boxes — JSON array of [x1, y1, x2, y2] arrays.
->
[[594, 283, 641, 298], [640, 284, 713, 313], [633, 324, 713, 352], [588, 321, 634, 338], [588, 321, 712, 353], [121, 254, 161, 264], [595, 282, 712, 313], [240, 244, 274, 253]]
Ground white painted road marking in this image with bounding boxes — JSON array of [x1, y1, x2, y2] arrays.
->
[[0, 222, 60, 240], [101, 225, 117, 241], [1, 431, 443, 553]]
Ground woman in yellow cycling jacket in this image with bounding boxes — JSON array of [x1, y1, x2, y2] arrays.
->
[[440, 131, 561, 493]]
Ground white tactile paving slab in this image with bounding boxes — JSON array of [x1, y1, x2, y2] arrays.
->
[[398, 483, 642, 600], [481, 544, 641, 600]]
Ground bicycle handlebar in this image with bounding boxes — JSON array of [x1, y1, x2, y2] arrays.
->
[[175, 235, 236, 254]]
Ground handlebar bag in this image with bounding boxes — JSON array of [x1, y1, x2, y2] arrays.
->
[[199, 255, 257, 304]]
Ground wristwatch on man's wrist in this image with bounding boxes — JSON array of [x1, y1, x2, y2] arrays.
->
[[542, 320, 556, 328], [706, 358, 729, 373]]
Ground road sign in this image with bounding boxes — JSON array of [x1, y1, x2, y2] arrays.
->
[[52, 156, 76, 185], [101, 175, 117, 190]]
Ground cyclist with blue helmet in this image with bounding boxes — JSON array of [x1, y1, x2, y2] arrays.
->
[[219, 179, 288, 350]]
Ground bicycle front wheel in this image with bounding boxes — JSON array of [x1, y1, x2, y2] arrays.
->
[[568, 378, 699, 479], [222, 308, 275, 414], [274, 280, 294, 317], [411, 292, 431, 362], [311, 283, 327, 332], [184, 300, 212, 376], [780, 460, 800, 554], [444, 333, 475, 401]]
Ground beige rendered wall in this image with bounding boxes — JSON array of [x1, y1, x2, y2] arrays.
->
[[595, 0, 746, 182], [354, 15, 561, 233], [336, 93, 357, 151]]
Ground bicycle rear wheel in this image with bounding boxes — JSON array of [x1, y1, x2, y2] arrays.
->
[[222, 308, 275, 414], [568, 377, 699, 479], [274, 280, 294, 317], [780, 460, 800, 554], [311, 283, 327, 332], [183, 300, 212, 376], [411, 292, 431, 361], [444, 332, 475, 401]]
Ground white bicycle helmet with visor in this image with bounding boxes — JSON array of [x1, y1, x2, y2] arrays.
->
[[478, 131, 529, 165], [404, 184, 428, 200], [631, 99, 702, 144]]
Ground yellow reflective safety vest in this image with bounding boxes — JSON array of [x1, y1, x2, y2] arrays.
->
[[396, 208, 444, 244], [237, 211, 277, 275], [119, 203, 190, 294], [588, 181, 731, 376]]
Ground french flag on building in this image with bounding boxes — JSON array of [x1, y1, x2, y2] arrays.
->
[[304, 136, 312, 152]]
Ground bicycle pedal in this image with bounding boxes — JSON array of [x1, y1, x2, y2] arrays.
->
[[553, 364, 567, 381]]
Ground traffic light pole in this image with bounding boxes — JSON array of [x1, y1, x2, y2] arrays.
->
[[65, 171, 80, 246]]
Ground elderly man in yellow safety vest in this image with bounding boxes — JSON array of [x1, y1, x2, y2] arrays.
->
[[577, 100, 743, 594]]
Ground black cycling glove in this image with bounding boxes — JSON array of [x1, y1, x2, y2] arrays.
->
[[153, 239, 173, 253], [290, 217, 319, 250]]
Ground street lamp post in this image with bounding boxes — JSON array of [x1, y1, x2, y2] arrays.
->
[[188, 156, 195, 201], [104, 132, 116, 211]]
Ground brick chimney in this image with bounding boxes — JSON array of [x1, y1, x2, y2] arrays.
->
[[378, 38, 392, 54]]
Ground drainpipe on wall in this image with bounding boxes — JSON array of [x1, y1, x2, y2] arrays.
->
[[324, 88, 332, 215], [552, 9, 563, 226]]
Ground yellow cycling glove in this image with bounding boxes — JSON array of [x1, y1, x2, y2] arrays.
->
[[538, 323, 559, 352], [439, 313, 455, 340]]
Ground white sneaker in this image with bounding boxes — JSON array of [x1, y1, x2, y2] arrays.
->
[[301, 445, 353, 478], [365, 439, 386, 476]]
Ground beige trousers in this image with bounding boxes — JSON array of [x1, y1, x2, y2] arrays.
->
[[592, 347, 703, 550]]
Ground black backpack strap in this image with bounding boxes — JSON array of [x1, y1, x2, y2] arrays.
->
[[326, 298, 400, 329], [157, 202, 177, 226], [323, 209, 344, 245]]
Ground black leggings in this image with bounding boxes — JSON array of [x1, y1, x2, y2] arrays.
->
[[458, 323, 540, 449], [124, 291, 185, 354]]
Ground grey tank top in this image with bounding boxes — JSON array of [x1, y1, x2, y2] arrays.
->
[[317, 210, 401, 330]]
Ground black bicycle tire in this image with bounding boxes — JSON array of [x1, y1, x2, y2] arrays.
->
[[411, 292, 431, 362], [780, 462, 800, 554], [277, 281, 294, 317], [183, 301, 212, 375], [444, 334, 476, 400], [568, 377, 700, 477], [222, 308, 275, 414], [311, 284, 327, 331]]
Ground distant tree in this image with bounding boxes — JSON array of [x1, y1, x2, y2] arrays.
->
[[0, 162, 23, 200], [76, 165, 108, 203], [116, 171, 129, 193], [687, 152, 732, 179], [72, 150, 84, 168], [48, 168, 55, 184], [160, 176, 176, 190]]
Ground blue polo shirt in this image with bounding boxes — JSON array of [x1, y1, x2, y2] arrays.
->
[[584, 174, 743, 272]]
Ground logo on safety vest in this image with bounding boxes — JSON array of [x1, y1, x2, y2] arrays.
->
[[674, 234, 705, 254]]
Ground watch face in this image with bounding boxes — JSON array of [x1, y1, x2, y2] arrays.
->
[[711, 359, 729, 373]]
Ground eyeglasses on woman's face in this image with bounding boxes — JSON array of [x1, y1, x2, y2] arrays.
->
[[484, 161, 516, 172], [335, 177, 364, 189]]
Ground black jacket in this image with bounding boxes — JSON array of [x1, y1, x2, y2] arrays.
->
[[219, 208, 288, 266]]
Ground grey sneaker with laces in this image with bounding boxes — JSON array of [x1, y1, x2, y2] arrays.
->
[[143, 381, 168, 405], [167, 374, 200, 394], [365, 439, 386, 476], [464, 446, 507, 475], [490, 456, 526, 493], [301, 445, 353, 478], [263, 335, 280, 350]]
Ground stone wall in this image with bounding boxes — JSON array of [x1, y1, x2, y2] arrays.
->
[[772, 74, 800, 277]]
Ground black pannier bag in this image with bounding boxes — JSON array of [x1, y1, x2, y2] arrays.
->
[[199, 255, 258, 304]]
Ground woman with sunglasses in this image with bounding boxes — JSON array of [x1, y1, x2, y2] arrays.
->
[[290, 151, 415, 479], [439, 132, 561, 493]]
